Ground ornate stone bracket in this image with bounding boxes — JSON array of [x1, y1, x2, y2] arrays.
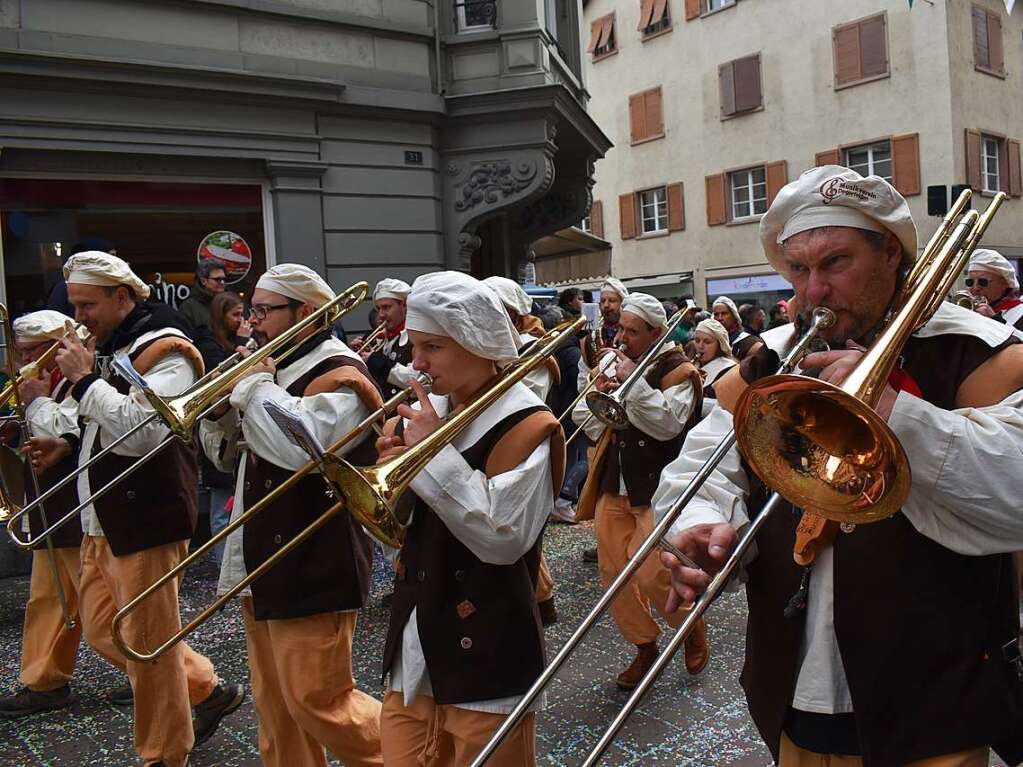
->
[[510, 156, 597, 255]]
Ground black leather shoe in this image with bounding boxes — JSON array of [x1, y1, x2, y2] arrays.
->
[[582, 546, 599, 563], [0, 685, 75, 718], [106, 683, 134, 707], [193, 682, 245, 747]]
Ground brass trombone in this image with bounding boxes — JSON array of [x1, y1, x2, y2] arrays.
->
[[951, 290, 987, 310], [0, 323, 89, 412], [561, 348, 619, 448], [6, 282, 368, 550], [358, 322, 388, 354]]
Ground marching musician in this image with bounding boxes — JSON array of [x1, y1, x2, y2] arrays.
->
[[711, 296, 763, 361], [571, 292, 709, 690], [0, 311, 129, 718], [578, 278, 628, 391], [657, 166, 1023, 766], [965, 248, 1023, 330], [691, 318, 738, 417], [28, 252, 242, 766], [200, 264, 383, 767], [376, 271, 562, 766], [362, 278, 415, 399]]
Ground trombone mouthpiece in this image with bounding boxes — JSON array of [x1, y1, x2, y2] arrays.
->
[[811, 307, 837, 329]]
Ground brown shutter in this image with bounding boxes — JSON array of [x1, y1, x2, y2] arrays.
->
[[638, 0, 656, 31], [733, 55, 763, 112], [629, 92, 646, 143], [833, 23, 861, 86], [891, 133, 921, 196], [619, 193, 638, 239], [650, 0, 669, 27], [667, 183, 685, 231], [587, 18, 603, 52], [685, 0, 700, 21], [766, 160, 788, 205], [859, 14, 888, 78], [644, 88, 664, 138], [590, 200, 605, 238], [815, 149, 841, 167], [705, 174, 727, 226], [973, 7, 990, 69], [719, 61, 736, 117], [987, 11, 1004, 73], [1008, 139, 1022, 198], [965, 129, 982, 190]]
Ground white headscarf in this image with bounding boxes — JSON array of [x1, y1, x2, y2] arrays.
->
[[712, 296, 741, 327], [373, 278, 412, 303], [406, 271, 520, 363], [695, 318, 732, 357], [621, 292, 667, 329], [482, 276, 533, 317], [13, 310, 72, 343], [64, 251, 150, 300], [967, 249, 1019, 290], [600, 278, 629, 300], [256, 264, 334, 308]]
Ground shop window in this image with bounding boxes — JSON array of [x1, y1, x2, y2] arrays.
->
[[845, 140, 893, 182], [456, 0, 497, 31]]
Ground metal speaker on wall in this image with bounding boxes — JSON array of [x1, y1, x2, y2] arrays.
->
[[951, 184, 973, 209], [927, 185, 947, 217]]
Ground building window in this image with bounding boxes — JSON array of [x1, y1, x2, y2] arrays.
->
[[972, 5, 1005, 76], [639, 187, 668, 234], [729, 166, 767, 220], [844, 140, 893, 182], [705, 0, 735, 12], [719, 54, 762, 117], [456, 0, 497, 31], [832, 13, 889, 89], [639, 0, 671, 37], [587, 13, 617, 58], [628, 87, 665, 144], [982, 135, 1002, 193]]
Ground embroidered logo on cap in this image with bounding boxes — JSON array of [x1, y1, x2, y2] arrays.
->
[[819, 177, 879, 205]]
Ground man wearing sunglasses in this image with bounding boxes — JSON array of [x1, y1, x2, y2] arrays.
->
[[965, 249, 1023, 329], [179, 260, 229, 332]]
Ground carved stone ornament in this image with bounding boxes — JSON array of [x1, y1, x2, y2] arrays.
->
[[454, 160, 539, 213]]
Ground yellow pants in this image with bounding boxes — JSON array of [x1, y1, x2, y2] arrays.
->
[[79, 536, 218, 767], [780, 733, 988, 766], [242, 598, 382, 767], [535, 554, 554, 603], [595, 492, 682, 644], [381, 691, 536, 767]]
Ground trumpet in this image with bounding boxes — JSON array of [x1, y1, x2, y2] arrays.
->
[[951, 290, 988, 310], [7, 282, 368, 550]]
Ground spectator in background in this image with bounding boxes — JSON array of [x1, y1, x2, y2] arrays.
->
[[768, 302, 790, 329], [209, 292, 251, 357], [558, 287, 585, 318], [178, 260, 228, 331], [667, 298, 698, 346], [47, 238, 115, 318], [739, 303, 766, 335]]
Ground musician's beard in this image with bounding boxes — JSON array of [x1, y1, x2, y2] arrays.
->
[[602, 309, 620, 325], [797, 304, 885, 349], [253, 330, 270, 346]]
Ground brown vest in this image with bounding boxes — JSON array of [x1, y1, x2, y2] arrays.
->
[[381, 406, 548, 704], [742, 331, 1023, 766], [24, 379, 83, 550], [600, 350, 703, 508], [88, 335, 199, 556], [370, 333, 414, 399], [243, 351, 376, 620]]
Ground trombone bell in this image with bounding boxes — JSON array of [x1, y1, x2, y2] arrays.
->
[[584, 391, 629, 430], [320, 454, 407, 548]]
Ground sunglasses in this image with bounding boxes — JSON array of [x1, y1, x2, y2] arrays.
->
[[964, 278, 989, 288], [206, 276, 228, 284]]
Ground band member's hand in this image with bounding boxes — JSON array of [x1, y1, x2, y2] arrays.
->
[[975, 303, 996, 318], [359, 349, 372, 362], [613, 350, 636, 380], [350, 335, 366, 352], [660, 523, 738, 612], [21, 435, 71, 472], [396, 379, 457, 446], [237, 318, 253, 339], [237, 355, 275, 380], [17, 374, 50, 406], [55, 321, 95, 384], [799, 342, 897, 420], [375, 434, 406, 461]]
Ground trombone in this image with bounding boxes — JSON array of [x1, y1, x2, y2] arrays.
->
[[951, 290, 987, 310], [6, 282, 368, 550], [561, 348, 619, 448], [358, 322, 388, 354], [473, 188, 996, 765], [0, 323, 89, 412]]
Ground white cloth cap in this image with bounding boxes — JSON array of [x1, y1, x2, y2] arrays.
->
[[967, 248, 1019, 290], [600, 278, 629, 300], [760, 165, 918, 275], [622, 292, 667, 329], [406, 271, 520, 363], [13, 310, 72, 343], [712, 296, 741, 326], [64, 251, 150, 300], [682, 298, 698, 314], [373, 278, 412, 303], [482, 276, 533, 317], [256, 264, 334, 308], [695, 318, 732, 357]]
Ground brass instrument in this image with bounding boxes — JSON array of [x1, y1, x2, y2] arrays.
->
[[584, 313, 603, 364], [562, 347, 620, 448], [359, 322, 388, 354], [7, 282, 368, 550], [0, 323, 89, 411], [952, 290, 988, 310], [474, 188, 1000, 765]]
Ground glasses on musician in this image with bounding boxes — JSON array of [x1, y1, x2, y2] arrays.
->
[[249, 303, 293, 321]]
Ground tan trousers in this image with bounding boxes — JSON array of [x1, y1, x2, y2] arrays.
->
[[79, 536, 218, 767], [242, 598, 382, 767], [535, 554, 554, 603], [381, 691, 536, 767], [20, 548, 86, 690], [596, 492, 682, 645], [779, 733, 989, 766]]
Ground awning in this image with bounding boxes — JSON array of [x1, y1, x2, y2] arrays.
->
[[532, 227, 610, 259], [621, 272, 693, 290]]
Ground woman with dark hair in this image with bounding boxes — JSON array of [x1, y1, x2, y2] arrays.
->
[[558, 287, 584, 317]]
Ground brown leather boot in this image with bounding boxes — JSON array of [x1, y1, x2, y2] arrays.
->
[[684, 616, 710, 675], [616, 641, 659, 690]]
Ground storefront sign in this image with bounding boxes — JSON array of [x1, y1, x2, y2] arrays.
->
[[707, 273, 792, 295], [147, 273, 191, 309], [197, 230, 252, 284]]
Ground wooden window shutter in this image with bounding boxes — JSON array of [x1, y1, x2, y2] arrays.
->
[[833, 23, 861, 86], [629, 93, 646, 143], [685, 0, 700, 21], [766, 161, 788, 205], [667, 183, 685, 231], [705, 174, 727, 226], [987, 11, 1004, 73], [973, 7, 990, 69], [604, 16, 616, 49], [815, 149, 841, 167], [644, 88, 664, 138], [733, 55, 763, 112], [891, 133, 921, 196], [619, 193, 638, 239], [859, 15, 888, 78], [965, 129, 982, 190], [719, 61, 736, 117], [1008, 139, 1022, 198], [590, 200, 605, 238], [650, 0, 669, 27], [638, 0, 656, 31], [587, 18, 603, 52]]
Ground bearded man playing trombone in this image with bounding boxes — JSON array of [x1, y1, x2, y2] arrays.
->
[[27, 252, 242, 767], [657, 167, 1023, 766], [199, 263, 383, 767]]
